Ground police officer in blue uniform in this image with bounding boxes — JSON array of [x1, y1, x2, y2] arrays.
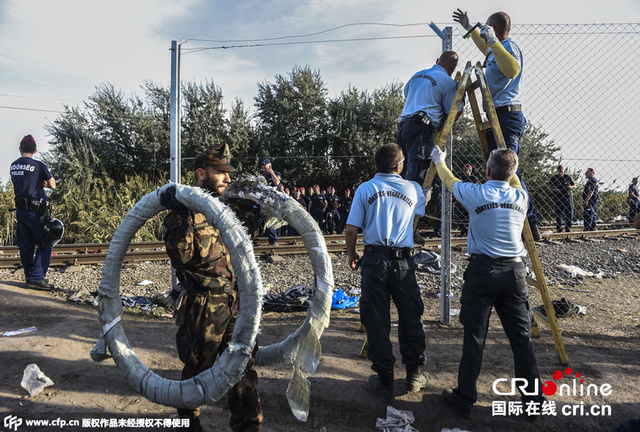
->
[[548, 165, 576, 232], [396, 51, 461, 187], [261, 158, 283, 245], [10, 135, 57, 290], [308, 185, 327, 232], [345, 143, 428, 404], [337, 188, 352, 235], [453, 9, 542, 241], [627, 177, 639, 224], [431, 145, 542, 417], [583, 168, 599, 231], [324, 186, 341, 234]]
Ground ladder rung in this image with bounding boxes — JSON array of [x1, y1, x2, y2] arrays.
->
[[526, 276, 539, 289], [480, 121, 492, 131], [532, 308, 550, 327]]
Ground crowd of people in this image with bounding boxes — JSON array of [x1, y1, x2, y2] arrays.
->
[[257, 158, 353, 244]]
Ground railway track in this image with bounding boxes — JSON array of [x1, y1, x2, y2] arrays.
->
[[0, 228, 637, 269]]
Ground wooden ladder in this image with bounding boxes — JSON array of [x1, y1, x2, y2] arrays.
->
[[361, 61, 569, 366]]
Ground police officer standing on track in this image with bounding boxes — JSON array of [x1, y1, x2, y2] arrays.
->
[[10, 134, 57, 291], [345, 143, 429, 404], [308, 185, 327, 232], [261, 158, 283, 246], [161, 143, 263, 432], [337, 188, 352, 235], [628, 177, 639, 224], [583, 167, 599, 231], [430, 145, 543, 417], [548, 165, 576, 232], [453, 8, 542, 241]]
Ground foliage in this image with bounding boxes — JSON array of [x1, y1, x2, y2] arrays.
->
[[50, 175, 165, 244], [18, 64, 630, 247], [253, 65, 331, 187], [0, 182, 16, 246]]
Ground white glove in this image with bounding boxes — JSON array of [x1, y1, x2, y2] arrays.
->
[[480, 25, 499, 47], [430, 146, 446, 165]]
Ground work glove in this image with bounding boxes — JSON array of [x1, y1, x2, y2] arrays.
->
[[453, 9, 474, 32], [430, 146, 446, 165], [161, 283, 186, 310], [159, 185, 186, 212], [480, 25, 500, 47], [422, 187, 433, 202]]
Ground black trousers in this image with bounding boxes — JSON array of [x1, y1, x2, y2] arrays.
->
[[395, 117, 435, 186], [360, 250, 427, 373], [457, 257, 541, 403]]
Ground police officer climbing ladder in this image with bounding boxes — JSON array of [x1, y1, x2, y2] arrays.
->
[[417, 63, 569, 365]]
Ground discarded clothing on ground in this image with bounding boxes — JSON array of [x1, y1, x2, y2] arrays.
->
[[120, 295, 154, 312], [414, 250, 457, 275], [331, 288, 359, 310], [262, 284, 312, 312], [558, 264, 604, 278], [375, 406, 418, 432], [535, 297, 587, 318]]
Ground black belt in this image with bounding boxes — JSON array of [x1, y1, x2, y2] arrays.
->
[[400, 111, 433, 127], [14, 196, 48, 214], [494, 105, 522, 114], [470, 254, 522, 263], [364, 245, 413, 259]]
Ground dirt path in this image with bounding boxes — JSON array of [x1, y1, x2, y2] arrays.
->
[[1, 280, 639, 432]]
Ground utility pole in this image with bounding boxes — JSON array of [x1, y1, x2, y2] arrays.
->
[[169, 39, 186, 291], [170, 39, 187, 184], [429, 23, 454, 325]]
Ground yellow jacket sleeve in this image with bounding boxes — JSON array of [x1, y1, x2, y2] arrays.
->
[[470, 28, 489, 56], [471, 28, 521, 79], [434, 161, 461, 192]]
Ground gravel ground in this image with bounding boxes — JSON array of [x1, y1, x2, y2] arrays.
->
[[2, 233, 639, 333]]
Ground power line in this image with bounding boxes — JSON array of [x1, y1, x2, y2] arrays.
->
[[0, 105, 62, 114], [182, 34, 438, 54], [189, 22, 435, 43]]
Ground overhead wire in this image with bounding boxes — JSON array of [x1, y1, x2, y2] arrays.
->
[[189, 21, 434, 43]]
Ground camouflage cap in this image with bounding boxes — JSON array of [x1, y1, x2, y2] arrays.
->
[[193, 142, 235, 172]]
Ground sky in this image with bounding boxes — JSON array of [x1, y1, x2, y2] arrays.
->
[[1, 0, 639, 185]]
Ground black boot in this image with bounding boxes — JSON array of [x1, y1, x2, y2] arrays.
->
[[368, 371, 395, 403], [442, 388, 473, 415], [405, 364, 429, 393], [529, 220, 542, 241]]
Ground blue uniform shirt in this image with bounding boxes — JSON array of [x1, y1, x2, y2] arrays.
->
[[263, 170, 283, 191], [485, 38, 523, 108], [347, 173, 426, 248], [399, 64, 459, 128], [453, 180, 527, 258], [10, 156, 52, 200], [583, 177, 599, 205]]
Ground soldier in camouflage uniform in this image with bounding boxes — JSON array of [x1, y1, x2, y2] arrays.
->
[[162, 143, 263, 432]]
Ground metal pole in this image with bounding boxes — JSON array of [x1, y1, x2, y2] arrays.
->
[[430, 24, 454, 325], [170, 39, 184, 184], [170, 39, 185, 291]]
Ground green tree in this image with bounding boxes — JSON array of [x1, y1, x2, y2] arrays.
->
[[254, 65, 330, 187], [227, 98, 254, 174], [181, 80, 228, 159]]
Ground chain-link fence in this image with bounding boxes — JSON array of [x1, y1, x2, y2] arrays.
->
[[434, 23, 640, 337]]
